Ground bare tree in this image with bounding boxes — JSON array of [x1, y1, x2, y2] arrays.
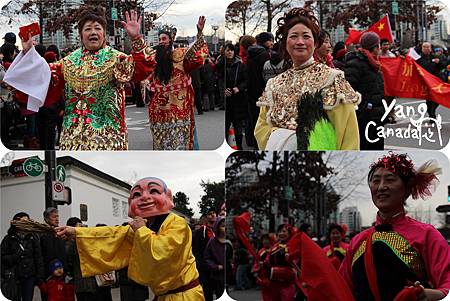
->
[[225, 0, 264, 37]]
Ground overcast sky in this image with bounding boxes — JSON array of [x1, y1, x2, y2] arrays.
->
[[328, 151, 450, 228], [0, 0, 229, 47], [1, 150, 225, 218]]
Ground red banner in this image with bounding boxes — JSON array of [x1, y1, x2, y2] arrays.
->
[[232, 212, 257, 259], [380, 56, 450, 108], [345, 15, 393, 46], [287, 233, 355, 301]]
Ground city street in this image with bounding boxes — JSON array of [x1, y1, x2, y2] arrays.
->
[[3, 104, 224, 151], [126, 104, 225, 150], [228, 287, 261, 301]]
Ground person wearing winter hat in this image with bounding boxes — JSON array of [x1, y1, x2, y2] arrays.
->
[[339, 152, 450, 301], [256, 32, 274, 50], [39, 259, 75, 301], [344, 31, 386, 150], [203, 216, 227, 301]]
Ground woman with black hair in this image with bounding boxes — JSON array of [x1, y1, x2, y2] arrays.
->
[[323, 223, 349, 270], [217, 43, 247, 149], [339, 153, 450, 301], [7, 7, 152, 150], [1, 212, 44, 301], [254, 8, 360, 151], [263, 224, 297, 301]]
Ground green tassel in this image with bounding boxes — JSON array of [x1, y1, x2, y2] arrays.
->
[[308, 119, 336, 150]]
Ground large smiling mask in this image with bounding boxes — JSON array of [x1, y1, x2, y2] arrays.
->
[[128, 177, 175, 218]]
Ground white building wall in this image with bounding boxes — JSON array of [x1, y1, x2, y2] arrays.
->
[[1, 164, 130, 238]]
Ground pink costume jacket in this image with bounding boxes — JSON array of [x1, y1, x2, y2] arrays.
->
[[339, 212, 450, 300]]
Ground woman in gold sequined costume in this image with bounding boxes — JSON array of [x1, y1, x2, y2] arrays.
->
[[19, 7, 155, 150], [254, 8, 361, 150]]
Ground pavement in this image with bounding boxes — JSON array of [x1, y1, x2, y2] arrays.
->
[[126, 104, 225, 150], [227, 287, 262, 301], [2, 104, 225, 151]]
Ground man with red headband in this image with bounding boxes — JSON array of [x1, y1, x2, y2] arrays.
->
[[339, 153, 450, 301], [55, 177, 204, 301]]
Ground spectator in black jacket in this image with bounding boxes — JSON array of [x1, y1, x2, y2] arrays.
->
[[416, 42, 446, 120], [246, 32, 273, 147], [192, 208, 217, 301], [1, 212, 44, 301], [220, 43, 247, 149], [65, 217, 97, 301], [345, 32, 385, 150], [40, 207, 67, 301]]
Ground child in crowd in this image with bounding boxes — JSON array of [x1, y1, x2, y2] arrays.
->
[[39, 259, 75, 301]]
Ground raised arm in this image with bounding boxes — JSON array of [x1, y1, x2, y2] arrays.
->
[[184, 16, 208, 73]]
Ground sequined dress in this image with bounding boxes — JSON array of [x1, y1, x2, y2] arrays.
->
[[339, 212, 450, 300], [141, 36, 207, 150], [255, 60, 361, 150], [54, 46, 146, 150]]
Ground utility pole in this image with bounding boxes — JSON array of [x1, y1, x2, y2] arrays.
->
[[283, 151, 289, 220], [44, 151, 56, 209]]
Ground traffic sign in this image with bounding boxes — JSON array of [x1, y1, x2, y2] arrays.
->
[[56, 165, 66, 182], [212, 36, 219, 45], [52, 181, 65, 201], [392, 1, 399, 15], [284, 185, 293, 201], [23, 157, 44, 177], [111, 8, 118, 21]]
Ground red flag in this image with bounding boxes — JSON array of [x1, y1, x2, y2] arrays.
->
[[287, 233, 355, 301], [345, 15, 393, 46], [345, 28, 363, 46], [232, 212, 257, 259], [367, 15, 393, 43], [380, 56, 450, 108]]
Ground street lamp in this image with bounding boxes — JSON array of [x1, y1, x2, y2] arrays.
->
[[212, 25, 219, 53]]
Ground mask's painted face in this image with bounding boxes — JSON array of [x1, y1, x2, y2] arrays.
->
[[128, 178, 174, 218]]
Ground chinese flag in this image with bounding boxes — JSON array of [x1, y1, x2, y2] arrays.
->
[[345, 28, 363, 46], [380, 56, 450, 108], [367, 15, 393, 43], [345, 15, 393, 45], [287, 233, 355, 301]]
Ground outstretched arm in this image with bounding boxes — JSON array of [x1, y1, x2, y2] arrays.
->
[[184, 16, 208, 73]]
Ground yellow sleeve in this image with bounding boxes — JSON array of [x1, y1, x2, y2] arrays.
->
[[326, 103, 360, 150], [76, 225, 134, 277], [127, 214, 199, 294]]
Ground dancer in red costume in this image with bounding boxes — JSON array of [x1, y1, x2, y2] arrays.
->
[[339, 152, 450, 301]]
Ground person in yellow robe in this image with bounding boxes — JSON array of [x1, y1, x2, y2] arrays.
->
[[56, 177, 204, 301], [254, 8, 361, 151]]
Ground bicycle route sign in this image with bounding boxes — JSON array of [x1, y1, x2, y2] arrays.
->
[[23, 157, 44, 177]]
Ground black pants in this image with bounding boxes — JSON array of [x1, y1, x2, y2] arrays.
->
[[426, 99, 439, 119], [194, 87, 203, 114], [75, 292, 97, 301], [15, 276, 35, 301], [38, 107, 58, 150]]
